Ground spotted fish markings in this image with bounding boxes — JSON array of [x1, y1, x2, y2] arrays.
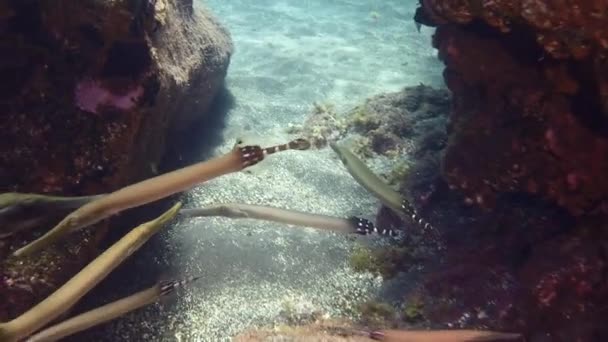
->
[[159, 275, 202, 297], [400, 198, 445, 249], [348, 216, 396, 237], [236, 138, 311, 168], [263, 138, 311, 155], [400, 199, 433, 232]]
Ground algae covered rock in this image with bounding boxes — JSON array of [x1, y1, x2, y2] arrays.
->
[[0, 0, 232, 321]]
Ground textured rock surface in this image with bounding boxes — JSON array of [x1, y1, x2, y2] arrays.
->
[[0, 0, 231, 321], [296, 85, 449, 160], [417, 0, 608, 216], [407, 1, 608, 341]]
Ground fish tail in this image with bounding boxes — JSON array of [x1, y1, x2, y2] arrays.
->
[[159, 275, 202, 296]]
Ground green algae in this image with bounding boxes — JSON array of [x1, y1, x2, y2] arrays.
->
[[357, 300, 396, 328], [349, 243, 416, 279]]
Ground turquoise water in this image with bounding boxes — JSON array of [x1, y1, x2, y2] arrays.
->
[[69, 1, 443, 340], [209, 0, 442, 132]]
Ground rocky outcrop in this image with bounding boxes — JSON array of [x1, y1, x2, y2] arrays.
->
[[296, 85, 449, 161], [417, 0, 608, 217], [409, 1, 608, 341], [0, 0, 232, 321]]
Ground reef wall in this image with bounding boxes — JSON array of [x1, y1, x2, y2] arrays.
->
[[411, 1, 608, 341], [0, 0, 232, 320]]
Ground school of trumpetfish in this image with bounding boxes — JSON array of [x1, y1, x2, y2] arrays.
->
[[0, 137, 516, 341]]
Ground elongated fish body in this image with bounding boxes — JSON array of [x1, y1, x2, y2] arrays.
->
[[0, 193, 105, 239], [26, 275, 202, 342], [370, 329, 523, 342], [330, 142, 403, 213], [262, 138, 311, 155], [239, 138, 310, 167], [329, 142, 435, 236], [13, 139, 310, 257], [180, 203, 391, 236], [13, 145, 265, 257], [0, 193, 104, 211]]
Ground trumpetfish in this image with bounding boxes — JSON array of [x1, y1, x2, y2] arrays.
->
[[367, 328, 523, 341], [0, 203, 182, 342], [0, 192, 104, 238], [180, 203, 396, 236], [13, 138, 311, 257], [329, 142, 435, 236], [26, 275, 201, 342]]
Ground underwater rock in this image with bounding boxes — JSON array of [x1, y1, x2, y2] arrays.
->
[[411, 1, 608, 340], [515, 224, 608, 341], [0, 0, 231, 321], [294, 101, 347, 149], [297, 85, 449, 159], [416, 0, 608, 216], [348, 85, 449, 157]]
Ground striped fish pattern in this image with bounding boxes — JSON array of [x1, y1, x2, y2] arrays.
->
[[237, 145, 265, 168], [348, 216, 396, 237], [400, 198, 433, 232], [263, 138, 311, 155], [237, 138, 311, 168], [159, 275, 202, 296]]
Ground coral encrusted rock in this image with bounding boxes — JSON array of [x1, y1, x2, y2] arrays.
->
[[416, 0, 608, 216], [410, 1, 608, 341], [0, 0, 232, 320]]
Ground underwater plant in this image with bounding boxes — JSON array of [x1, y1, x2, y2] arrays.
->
[[401, 297, 425, 323], [349, 244, 382, 275], [13, 139, 311, 257], [349, 244, 417, 279], [357, 301, 396, 329]]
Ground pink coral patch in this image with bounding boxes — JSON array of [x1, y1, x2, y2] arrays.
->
[[74, 79, 143, 114]]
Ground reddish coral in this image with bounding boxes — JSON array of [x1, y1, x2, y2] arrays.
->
[[431, 20, 608, 217], [421, 0, 608, 60], [409, 1, 608, 341], [514, 227, 608, 340]]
